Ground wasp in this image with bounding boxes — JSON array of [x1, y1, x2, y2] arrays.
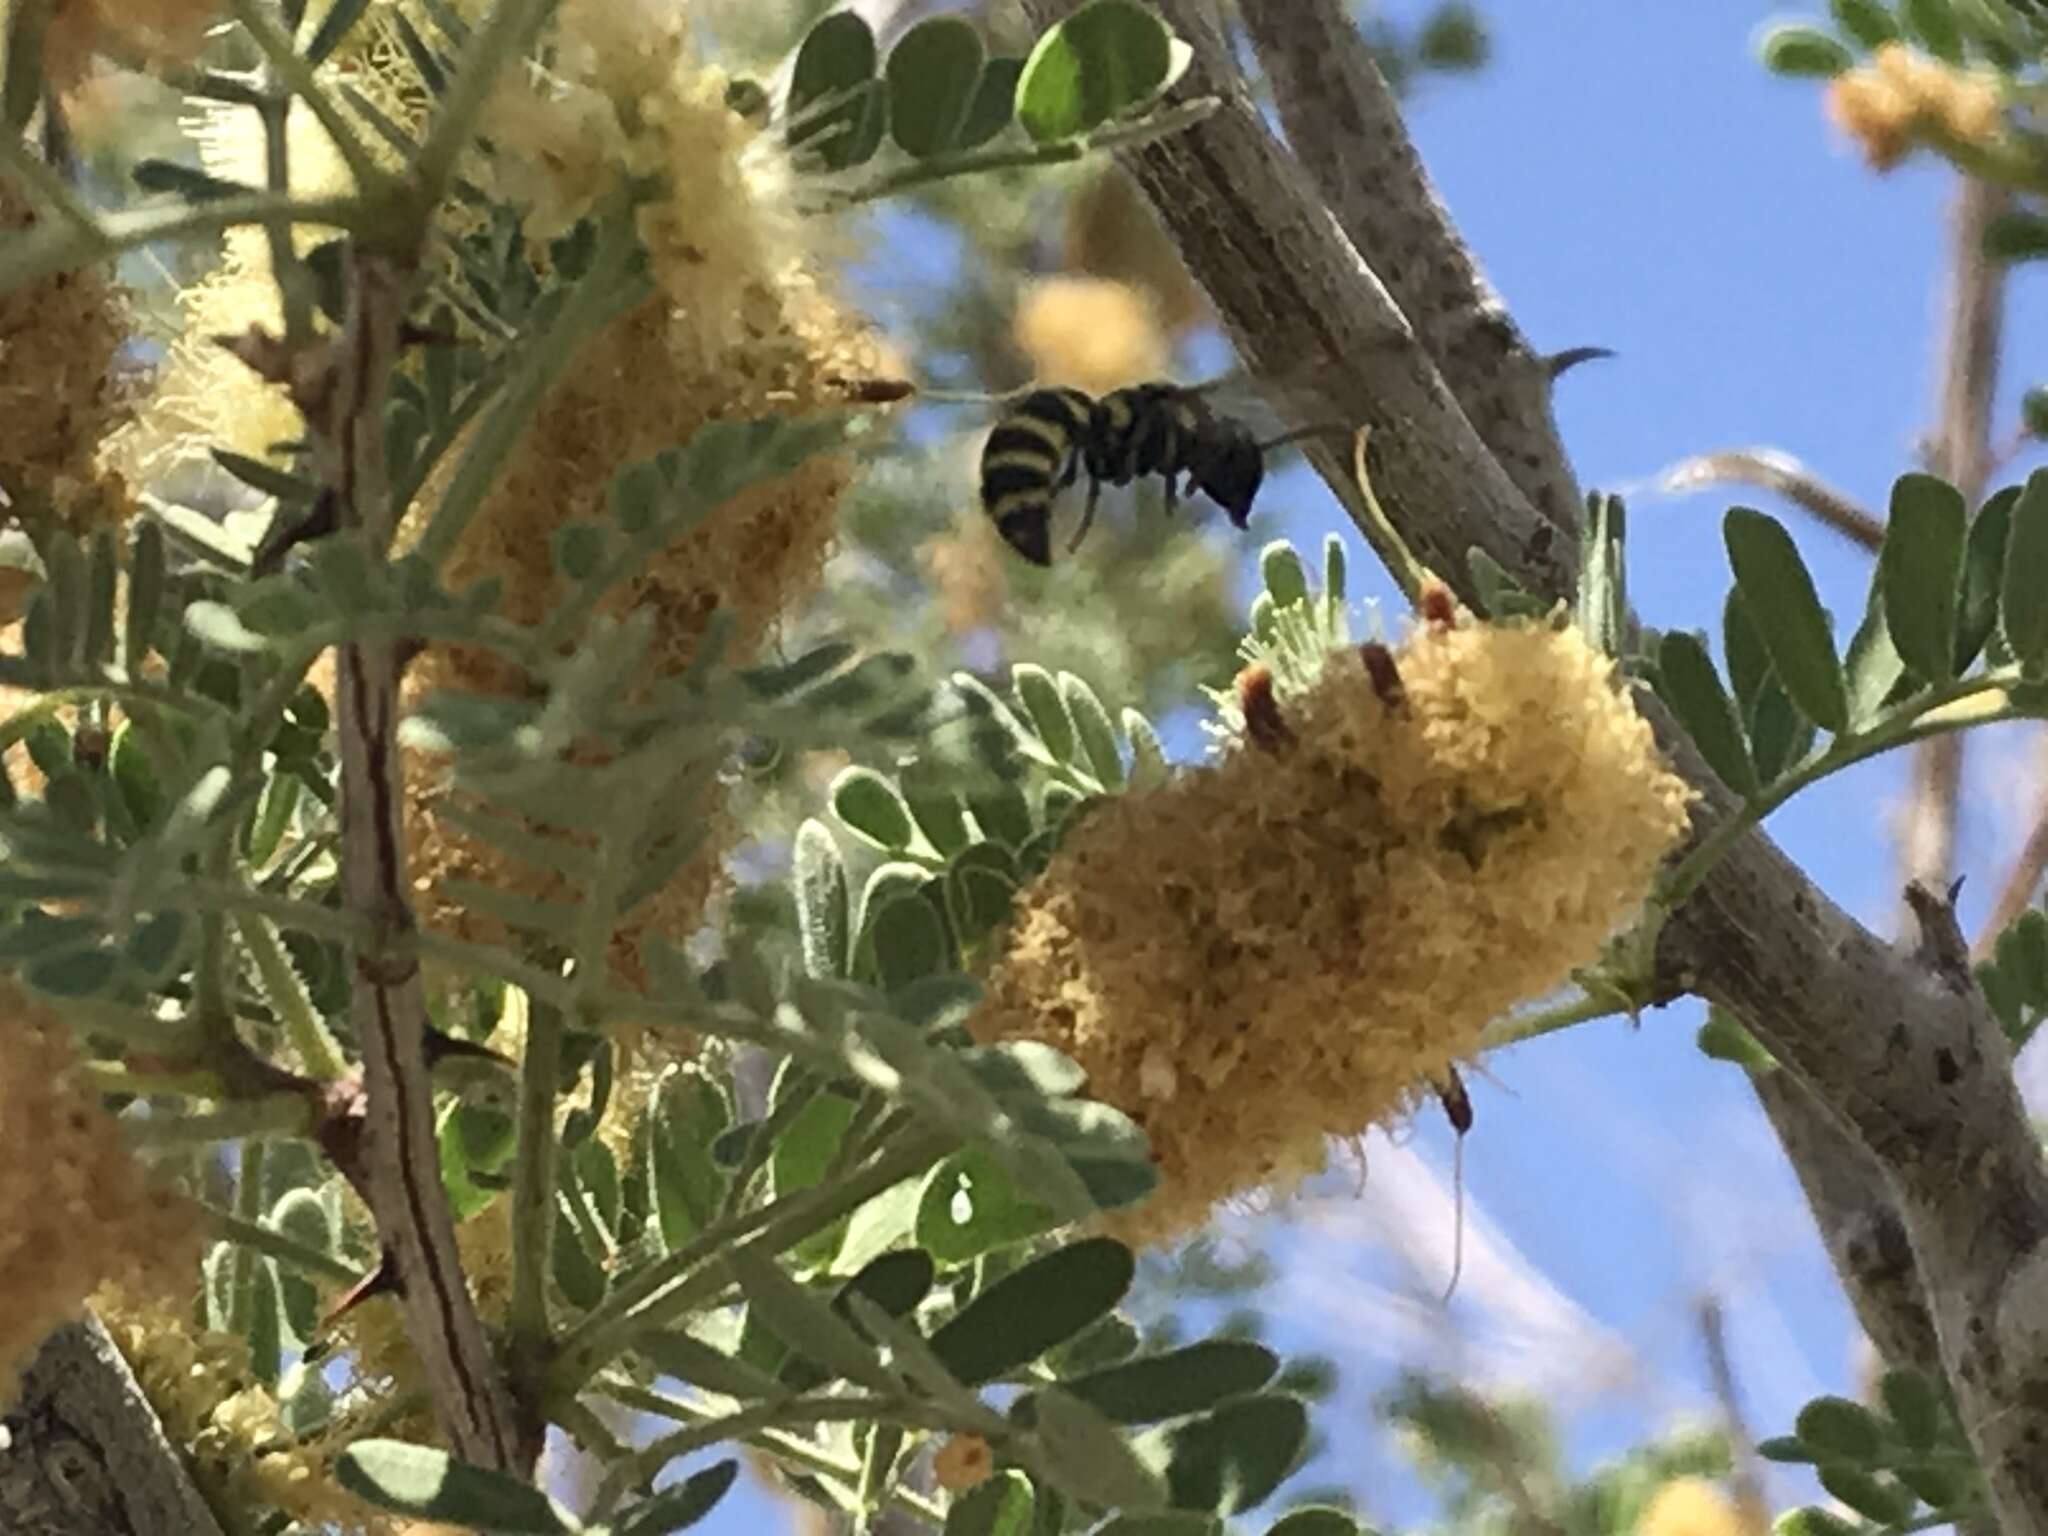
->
[[977, 379, 1332, 566]]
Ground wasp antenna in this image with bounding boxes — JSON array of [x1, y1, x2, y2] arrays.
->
[[1544, 345, 1616, 381], [1437, 1068, 1473, 1305]]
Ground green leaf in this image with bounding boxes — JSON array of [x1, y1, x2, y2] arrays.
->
[[727, 1246, 898, 1393], [1747, 676, 1815, 782], [332, 1441, 577, 1532], [1260, 542, 1310, 609], [916, 1143, 1056, 1264], [1060, 673, 1126, 789], [2001, 469, 2048, 672], [1029, 1341, 1280, 1425], [957, 57, 1023, 150], [1095, 1518, 1222, 1536], [1017, 0, 1177, 143], [1956, 484, 2015, 672], [931, 1236, 1135, 1385], [901, 757, 973, 857], [615, 1460, 739, 1535], [1794, 1395, 1885, 1461], [1843, 586, 1906, 729], [947, 1469, 1035, 1536], [833, 766, 919, 852], [1772, 1510, 1857, 1536], [1816, 1467, 1917, 1525], [794, 820, 850, 979], [967, 779, 1035, 850], [1723, 587, 1772, 714], [1577, 492, 1626, 655], [888, 17, 986, 158], [1030, 1389, 1169, 1510], [1656, 632, 1759, 796], [1267, 1510, 1366, 1536], [1697, 1009, 1777, 1071], [771, 1091, 859, 1207], [636, 1329, 785, 1398], [1881, 473, 1967, 681], [1831, 0, 1903, 47], [1724, 508, 1848, 732], [123, 522, 164, 670], [789, 11, 886, 171], [185, 601, 271, 655], [1758, 22, 1856, 74], [552, 520, 609, 581], [1878, 1367, 1943, 1450], [1123, 708, 1167, 789], [650, 1069, 727, 1248], [946, 842, 1021, 946], [1902, 0, 1964, 59], [1984, 210, 2048, 262], [868, 894, 950, 991], [1013, 664, 1078, 766], [1757, 1436, 1816, 1463], [1468, 546, 1545, 621], [1145, 1395, 1309, 1515]]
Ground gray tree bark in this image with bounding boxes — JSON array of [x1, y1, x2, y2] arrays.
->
[[0, 1316, 228, 1536]]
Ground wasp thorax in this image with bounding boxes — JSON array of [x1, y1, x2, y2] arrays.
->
[[974, 614, 1694, 1244]]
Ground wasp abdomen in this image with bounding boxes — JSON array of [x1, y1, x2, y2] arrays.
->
[[979, 387, 1098, 566]]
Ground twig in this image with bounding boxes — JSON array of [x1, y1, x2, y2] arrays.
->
[[1656, 447, 1885, 552], [1975, 734, 2048, 957], [325, 242, 529, 1469], [1699, 1297, 1769, 1536]]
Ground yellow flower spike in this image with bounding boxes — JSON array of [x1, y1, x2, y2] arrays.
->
[[975, 615, 1693, 1245]]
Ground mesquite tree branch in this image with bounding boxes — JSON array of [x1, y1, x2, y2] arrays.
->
[[1007, 2, 2048, 1527], [322, 245, 529, 1472]]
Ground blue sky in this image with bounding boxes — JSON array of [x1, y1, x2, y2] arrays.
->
[[691, 3, 2048, 1528]]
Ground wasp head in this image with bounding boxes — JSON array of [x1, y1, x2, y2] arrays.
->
[[1194, 422, 1265, 527]]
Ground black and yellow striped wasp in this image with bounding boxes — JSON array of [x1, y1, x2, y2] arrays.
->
[[977, 379, 1328, 567]]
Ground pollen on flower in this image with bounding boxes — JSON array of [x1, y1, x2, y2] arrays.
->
[[0, 987, 203, 1406], [1824, 42, 2005, 171], [973, 615, 1694, 1244], [404, 17, 879, 986], [0, 180, 135, 537], [1014, 276, 1170, 397], [1636, 1477, 1757, 1536]]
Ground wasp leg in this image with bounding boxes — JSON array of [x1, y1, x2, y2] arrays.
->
[[1067, 475, 1105, 555], [1162, 471, 1180, 516]]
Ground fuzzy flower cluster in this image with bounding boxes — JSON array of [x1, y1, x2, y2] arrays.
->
[[0, 987, 202, 1403], [1825, 42, 2005, 170], [1013, 274, 1169, 397], [0, 179, 133, 547], [15, 0, 219, 89], [974, 613, 1694, 1243], [96, 1283, 394, 1535], [408, 2, 880, 977], [1636, 1478, 1757, 1536]]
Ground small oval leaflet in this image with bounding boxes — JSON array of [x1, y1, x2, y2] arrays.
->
[[1017, 0, 1181, 143], [888, 16, 986, 158], [332, 1440, 578, 1533], [1723, 507, 1848, 733], [832, 764, 919, 851], [929, 1234, 1136, 1384], [1757, 22, 1855, 75]]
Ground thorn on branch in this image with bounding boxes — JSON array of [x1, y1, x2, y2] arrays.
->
[[1544, 345, 1615, 380], [251, 487, 340, 576], [1904, 877, 1974, 992]]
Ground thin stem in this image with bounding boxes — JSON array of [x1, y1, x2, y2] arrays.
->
[[255, 89, 316, 345], [123, 1094, 314, 1149], [225, 0, 390, 200], [226, 1138, 269, 1336], [1478, 988, 1626, 1052], [236, 911, 350, 1078], [205, 1203, 360, 1285], [833, 98, 1222, 207], [507, 993, 563, 1373], [548, 1132, 950, 1398], [0, 191, 366, 295], [1658, 671, 2023, 911], [412, 0, 557, 210], [592, 1392, 924, 1518]]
